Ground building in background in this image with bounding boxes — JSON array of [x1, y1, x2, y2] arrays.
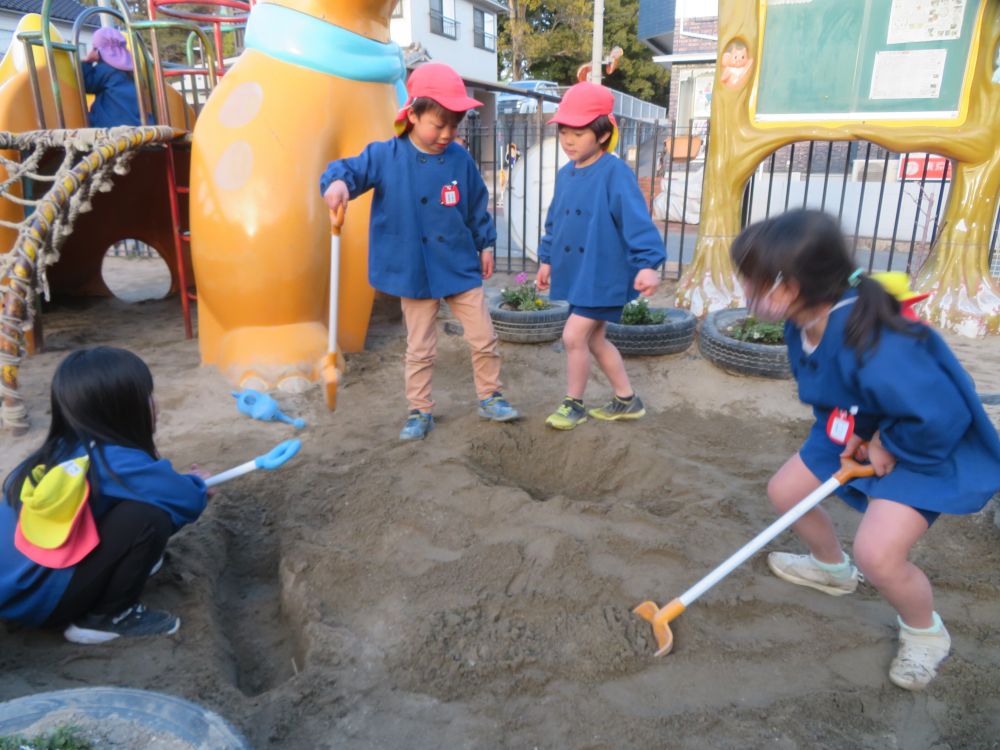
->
[[0, 0, 99, 52]]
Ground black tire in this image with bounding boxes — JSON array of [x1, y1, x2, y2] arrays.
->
[[605, 308, 697, 356], [488, 295, 569, 343], [0, 687, 251, 748], [699, 308, 791, 379]]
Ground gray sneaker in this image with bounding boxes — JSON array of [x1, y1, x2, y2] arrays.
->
[[64, 603, 180, 644], [767, 551, 860, 596], [589, 394, 646, 421]]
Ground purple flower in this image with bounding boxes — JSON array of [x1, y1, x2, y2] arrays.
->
[[515, 272, 528, 284]]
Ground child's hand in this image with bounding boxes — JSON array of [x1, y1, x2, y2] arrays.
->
[[190, 464, 218, 497], [481, 250, 494, 279], [634, 268, 660, 297], [536, 263, 551, 291], [867, 432, 896, 477], [83, 50, 99, 63], [323, 180, 349, 213]]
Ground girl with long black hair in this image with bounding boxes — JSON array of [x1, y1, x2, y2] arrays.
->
[[731, 209, 1000, 690], [1, 347, 209, 643]]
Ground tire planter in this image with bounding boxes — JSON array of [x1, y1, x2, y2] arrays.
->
[[0, 687, 251, 749], [699, 307, 792, 379], [605, 308, 697, 356], [488, 295, 569, 343]]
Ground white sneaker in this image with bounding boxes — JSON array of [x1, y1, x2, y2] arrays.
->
[[889, 615, 951, 691], [767, 551, 860, 596]]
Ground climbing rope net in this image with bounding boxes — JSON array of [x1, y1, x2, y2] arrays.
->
[[1, 125, 183, 434]]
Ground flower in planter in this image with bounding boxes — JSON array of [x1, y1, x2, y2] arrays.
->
[[619, 297, 666, 325], [500, 272, 552, 311], [726, 316, 785, 344]]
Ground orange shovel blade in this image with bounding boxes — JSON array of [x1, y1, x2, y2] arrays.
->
[[633, 598, 686, 657], [321, 352, 341, 410]]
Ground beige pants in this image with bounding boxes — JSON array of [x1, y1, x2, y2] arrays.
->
[[401, 286, 502, 412]]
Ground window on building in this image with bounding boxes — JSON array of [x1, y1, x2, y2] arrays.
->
[[473, 8, 496, 52], [392, 1, 403, 18], [430, 0, 458, 39]]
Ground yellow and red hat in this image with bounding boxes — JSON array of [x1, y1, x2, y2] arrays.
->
[[547, 82, 619, 152], [872, 271, 930, 322], [394, 63, 483, 135], [14, 457, 99, 569]]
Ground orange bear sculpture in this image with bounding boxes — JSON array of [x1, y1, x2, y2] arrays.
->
[[190, 0, 400, 391]]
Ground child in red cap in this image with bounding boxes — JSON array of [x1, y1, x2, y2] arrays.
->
[[535, 82, 666, 430], [321, 63, 518, 441]]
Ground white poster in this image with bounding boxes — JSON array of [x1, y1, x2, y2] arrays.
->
[[870, 49, 947, 99], [887, 0, 967, 45]]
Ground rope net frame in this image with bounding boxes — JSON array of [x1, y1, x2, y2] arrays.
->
[[1, 125, 185, 434]]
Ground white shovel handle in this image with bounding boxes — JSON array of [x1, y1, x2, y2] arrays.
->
[[678, 457, 875, 609]]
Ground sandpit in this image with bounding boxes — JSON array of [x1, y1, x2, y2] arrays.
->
[[1, 259, 998, 749]]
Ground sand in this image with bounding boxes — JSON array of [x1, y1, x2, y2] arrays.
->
[[1, 257, 998, 749]]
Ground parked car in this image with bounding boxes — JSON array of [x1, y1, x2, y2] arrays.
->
[[497, 80, 560, 116]]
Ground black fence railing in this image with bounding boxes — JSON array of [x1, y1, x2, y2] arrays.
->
[[461, 116, 1000, 282]]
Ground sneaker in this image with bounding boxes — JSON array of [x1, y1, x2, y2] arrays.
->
[[589, 394, 646, 421], [545, 398, 587, 430], [478, 392, 520, 422], [64, 603, 180, 644], [399, 410, 433, 441], [767, 551, 860, 596], [889, 615, 951, 690]]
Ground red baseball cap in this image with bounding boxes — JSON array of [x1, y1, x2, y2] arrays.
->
[[394, 63, 483, 135], [548, 82, 618, 151]]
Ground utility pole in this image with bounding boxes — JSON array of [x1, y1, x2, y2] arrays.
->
[[590, 0, 605, 84]]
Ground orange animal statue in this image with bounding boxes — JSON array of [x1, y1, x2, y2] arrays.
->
[[190, 0, 402, 391]]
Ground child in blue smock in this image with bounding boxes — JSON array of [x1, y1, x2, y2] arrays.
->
[[81, 27, 143, 128], [321, 63, 518, 441], [731, 209, 1000, 691], [1, 347, 209, 643], [535, 82, 665, 430]]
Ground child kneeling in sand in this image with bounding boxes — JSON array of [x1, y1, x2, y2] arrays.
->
[[321, 63, 519, 441], [0, 347, 211, 643], [535, 82, 666, 430], [731, 209, 1000, 690]]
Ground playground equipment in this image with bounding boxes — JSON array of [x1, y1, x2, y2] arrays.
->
[[0, 0, 241, 433], [682, 0, 1000, 336], [189, 0, 403, 392], [634, 455, 875, 656]]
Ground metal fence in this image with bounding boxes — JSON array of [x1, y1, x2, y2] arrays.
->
[[106, 239, 158, 259], [465, 115, 1000, 281]]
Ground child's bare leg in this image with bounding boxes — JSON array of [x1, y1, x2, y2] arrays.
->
[[588, 323, 633, 397], [853, 499, 934, 628], [563, 314, 599, 399], [768, 454, 843, 563]]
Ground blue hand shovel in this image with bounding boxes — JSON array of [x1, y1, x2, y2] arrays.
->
[[205, 439, 302, 488]]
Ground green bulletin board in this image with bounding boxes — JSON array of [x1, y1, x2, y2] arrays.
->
[[754, 0, 982, 121]]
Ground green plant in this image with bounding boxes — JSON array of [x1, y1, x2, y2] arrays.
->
[[0, 725, 93, 750], [619, 297, 665, 325], [726, 317, 785, 344], [500, 272, 551, 311]]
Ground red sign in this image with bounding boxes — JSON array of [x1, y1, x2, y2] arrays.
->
[[898, 154, 952, 182]]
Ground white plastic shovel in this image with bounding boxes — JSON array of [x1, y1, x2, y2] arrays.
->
[[634, 454, 875, 656], [205, 439, 301, 488]]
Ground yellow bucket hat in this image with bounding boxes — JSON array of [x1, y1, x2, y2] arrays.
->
[[17, 456, 91, 549]]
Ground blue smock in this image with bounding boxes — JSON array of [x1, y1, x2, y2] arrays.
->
[[82, 60, 142, 128]]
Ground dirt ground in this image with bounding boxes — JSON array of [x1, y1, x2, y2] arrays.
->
[[1, 257, 998, 749]]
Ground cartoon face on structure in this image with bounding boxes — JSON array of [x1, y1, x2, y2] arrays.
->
[[720, 39, 753, 89]]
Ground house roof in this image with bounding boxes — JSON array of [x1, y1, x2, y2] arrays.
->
[[0, 0, 101, 26]]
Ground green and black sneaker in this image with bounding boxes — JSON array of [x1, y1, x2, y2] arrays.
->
[[545, 397, 587, 430], [589, 394, 646, 421]]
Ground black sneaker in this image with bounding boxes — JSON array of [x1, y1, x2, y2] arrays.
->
[[64, 603, 180, 644]]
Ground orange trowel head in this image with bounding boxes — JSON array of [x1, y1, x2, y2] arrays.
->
[[633, 598, 686, 657]]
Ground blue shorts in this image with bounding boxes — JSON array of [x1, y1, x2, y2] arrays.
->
[[799, 423, 940, 527], [569, 305, 622, 323]]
